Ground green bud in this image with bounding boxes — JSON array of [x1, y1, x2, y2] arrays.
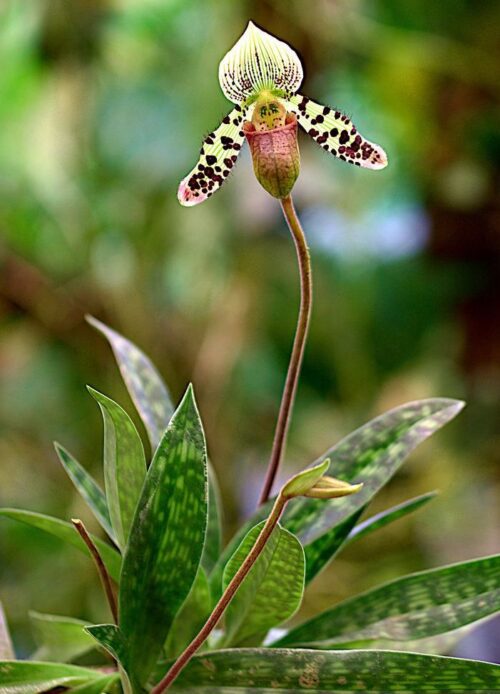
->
[[280, 458, 363, 501], [281, 459, 331, 500], [304, 476, 363, 499]]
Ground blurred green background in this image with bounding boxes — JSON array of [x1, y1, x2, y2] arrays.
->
[[1, 0, 499, 660]]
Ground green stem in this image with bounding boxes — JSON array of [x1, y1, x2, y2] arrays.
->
[[258, 194, 312, 505], [150, 493, 288, 693]]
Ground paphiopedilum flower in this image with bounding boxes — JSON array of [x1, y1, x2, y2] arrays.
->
[[178, 21, 387, 206]]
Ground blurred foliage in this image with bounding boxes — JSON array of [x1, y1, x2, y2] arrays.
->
[[0, 0, 499, 661]]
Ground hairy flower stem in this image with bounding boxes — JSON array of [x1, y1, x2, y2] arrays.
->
[[258, 194, 312, 506], [71, 519, 118, 624], [150, 493, 288, 693]]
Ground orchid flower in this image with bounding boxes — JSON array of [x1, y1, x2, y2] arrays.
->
[[178, 21, 387, 206]]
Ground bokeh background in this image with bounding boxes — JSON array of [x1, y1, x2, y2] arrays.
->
[[1, 0, 499, 661]]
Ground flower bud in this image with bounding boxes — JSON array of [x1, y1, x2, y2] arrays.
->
[[280, 459, 363, 502], [281, 459, 331, 500], [243, 113, 300, 199], [304, 476, 363, 499]]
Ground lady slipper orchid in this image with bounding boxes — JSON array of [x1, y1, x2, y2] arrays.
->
[[178, 21, 387, 206]]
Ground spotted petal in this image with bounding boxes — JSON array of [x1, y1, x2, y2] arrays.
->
[[219, 21, 303, 105], [178, 106, 248, 207], [287, 94, 388, 170]]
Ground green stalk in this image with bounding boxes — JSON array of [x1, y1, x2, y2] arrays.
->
[[258, 194, 312, 505]]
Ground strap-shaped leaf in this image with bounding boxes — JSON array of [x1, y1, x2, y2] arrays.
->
[[166, 648, 500, 692], [0, 661, 103, 693], [29, 612, 95, 663], [273, 554, 500, 648], [222, 522, 305, 647], [346, 491, 438, 546], [285, 398, 464, 581], [202, 463, 223, 576], [296, 493, 438, 603], [0, 509, 121, 582], [165, 568, 212, 658], [89, 387, 146, 550], [339, 622, 481, 656], [69, 674, 119, 694], [87, 316, 174, 449], [54, 443, 114, 542], [119, 385, 208, 686], [210, 399, 463, 593], [0, 602, 14, 660]]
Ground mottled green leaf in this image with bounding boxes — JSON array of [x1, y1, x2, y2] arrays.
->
[[167, 648, 500, 692], [29, 612, 95, 663], [202, 464, 223, 576], [346, 491, 438, 546], [0, 661, 103, 693], [88, 388, 146, 550], [344, 622, 480, 656], [165, 569, 212, 659], [210, 400, 463, 594], [208, 504, 270, 600], [222, 522, 305, 647], [85, 624, 126, 665], [284, 398, 464, 581], [0, 509, 121, 582], [273, 554, 500, 649], [0, 603, 14, 660], [209, 508, 361, 603], [85, 624, 130, 692], [87, 316, 174, 450], [119, 385, 208, 686], [54, 442, 115, 542], [69, 674, 119, 693]]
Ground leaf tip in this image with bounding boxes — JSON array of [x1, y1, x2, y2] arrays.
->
[[86, 385, 109, 408], [177, 382, 199, 418], [86, 314, 109, 336], [85, 313, 99, 327]]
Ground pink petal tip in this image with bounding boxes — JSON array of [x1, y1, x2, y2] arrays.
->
[[177, 177, 208, 207]]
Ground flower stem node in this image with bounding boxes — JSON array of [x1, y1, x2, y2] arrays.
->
[[243, 113, 300, 199]]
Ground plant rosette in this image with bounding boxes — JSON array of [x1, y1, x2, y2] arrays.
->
[[1, 20, 500, 694]]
